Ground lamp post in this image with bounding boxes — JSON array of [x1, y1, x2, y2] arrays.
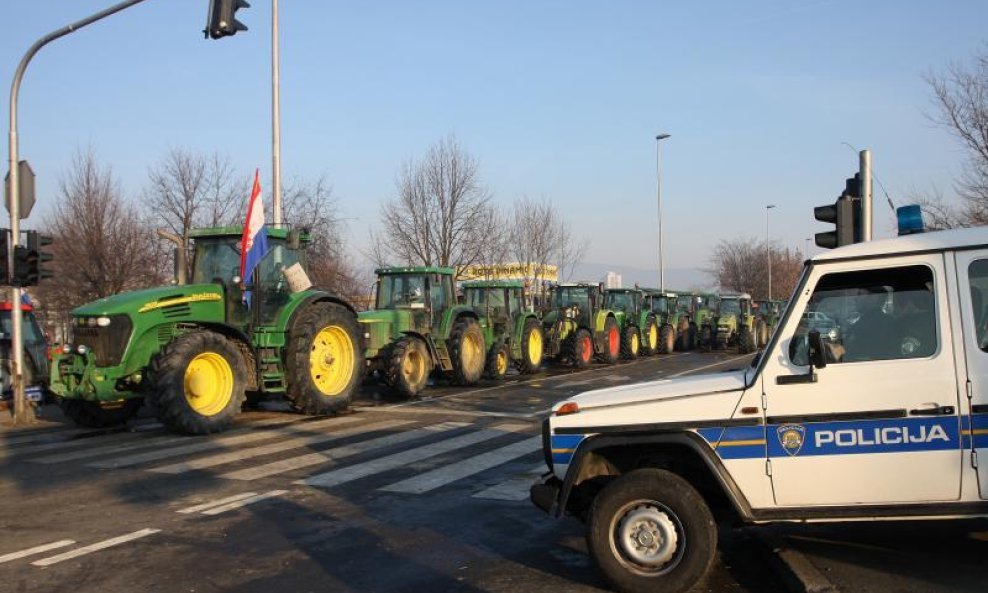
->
[[766, 204, 776, 300], [655, 133, 671, 291]]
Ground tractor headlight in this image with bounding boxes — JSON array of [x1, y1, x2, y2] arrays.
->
[[96, 316, 112, 327], [61, 343, 73, 354], [77, 345, 89, 355], [87, 317, 98, 327]]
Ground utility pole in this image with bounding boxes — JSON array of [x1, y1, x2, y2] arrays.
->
[[859, 149, 872, 241], [766, 204, 776, 300], [655, 133, 670, 292], [7, 0, 151, 424], [271, 0, 282, 225]]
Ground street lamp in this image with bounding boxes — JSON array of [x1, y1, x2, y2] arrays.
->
[[766, 204, 776, 300], [655, 133, 671, 291]]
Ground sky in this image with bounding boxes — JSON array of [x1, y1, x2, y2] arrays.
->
[[2, 0, 986, 288]]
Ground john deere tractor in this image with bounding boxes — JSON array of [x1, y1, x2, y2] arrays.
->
[[603, 288, 659, 358], [753, 299, 784, 347], [642, 289, 683, 354], [681, 292, 720, 352], [360, 267, 488, 398], [714, 292, 757, 354], [542, 283, 621, 368], [50, 226, 363, 435], [462, 280, 544, 379]]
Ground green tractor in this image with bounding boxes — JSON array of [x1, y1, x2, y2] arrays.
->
[[50, 226, 363, 435], [542, 282, 621, 368], [360, 267, 488, 398], [642, 289, 683, 354], [676, 292, 720, 351], [714, 292, 757, 354], [461, 280, 544, 379], [603, 288, 659, 358], [753, 299, 784, 347]]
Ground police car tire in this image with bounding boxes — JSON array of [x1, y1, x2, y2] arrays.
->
[[59, 397, 142, 428], [587, 469, 717, 593], [659, 324, 675, 355]]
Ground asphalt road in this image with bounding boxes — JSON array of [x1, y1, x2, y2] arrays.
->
[[0, 350, 789, 593]]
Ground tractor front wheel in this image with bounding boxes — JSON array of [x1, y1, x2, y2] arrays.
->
[[286, 302, 363, 415], [600, 317, 621, 364], [568, 328, 594, 368], [738, 325, 756, 354], [449, 318, 486, 386], [485, 341, 510, 380], [659, 324, 675, 355], [59, 398, 142, 428], [148, 331, 246, 435], [756, 319, 769, 347], [642, 318, 660, 356], [621, 326, 640, 360], [518, 319, 544, 374], [385, 337, 431, 398], [687, 323, 698, 350], [699, 325, 712, 353]]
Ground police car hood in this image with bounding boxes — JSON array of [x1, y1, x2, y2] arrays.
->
[[557, 368, 749, 412]]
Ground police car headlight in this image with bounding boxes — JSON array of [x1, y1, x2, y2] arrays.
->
[[96, 316, 112, 327]]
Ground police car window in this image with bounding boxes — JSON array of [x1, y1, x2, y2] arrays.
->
[[789, 265, 936, 366], [967, 259, 988, 351]]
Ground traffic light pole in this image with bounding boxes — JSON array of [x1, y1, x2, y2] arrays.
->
[[7, 0, 151, 424], [271, 0, 283, 226], [860, 149, 873, 241]]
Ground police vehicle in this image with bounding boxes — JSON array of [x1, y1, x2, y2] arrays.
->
[[530, 213, 988, 593]]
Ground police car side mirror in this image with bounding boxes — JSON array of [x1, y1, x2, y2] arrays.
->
[[808, 330, 827, 370]]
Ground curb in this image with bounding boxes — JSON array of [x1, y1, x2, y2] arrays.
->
[[749, 527, 837, 593]]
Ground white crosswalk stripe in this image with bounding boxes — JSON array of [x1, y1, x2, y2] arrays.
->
[[200, 490, 288, 515], [176, 492, 261, 514], [0, 540, 76, 564], [0, 430, 146, 459], [380, 436, 540, 494], [221, 422, 469, 481], [297, 423, 529, 489], [472, 464, 545, 501], [148, 419, 412, 474], [31, 529, 161, 567], [32, 433, 190, 464]]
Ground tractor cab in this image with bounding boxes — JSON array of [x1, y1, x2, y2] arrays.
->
[[461, 280, 544, 378], [372, 267, 455, 331], [603, 288, 642, 319]]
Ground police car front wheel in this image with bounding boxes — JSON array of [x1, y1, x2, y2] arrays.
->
[[587, 468, 717, 593]]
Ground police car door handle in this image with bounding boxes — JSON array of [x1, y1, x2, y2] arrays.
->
[[908, 403, 955, 416]]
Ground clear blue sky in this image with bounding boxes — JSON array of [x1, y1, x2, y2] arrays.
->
[[2, 0, 986, 281]]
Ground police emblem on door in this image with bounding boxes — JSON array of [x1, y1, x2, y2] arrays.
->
[[777, 424, 806, 456]]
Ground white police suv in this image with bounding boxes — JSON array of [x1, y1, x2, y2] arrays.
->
[[531, 223, 988, 593]]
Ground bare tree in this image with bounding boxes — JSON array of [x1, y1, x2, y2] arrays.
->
[[142, 149, 248, 272], [708, 237, 803, 301], [375, 135, 500, 276], [509, 195, 588, 288], [37, 149, 165, 326], [923, 47, 988, 226]]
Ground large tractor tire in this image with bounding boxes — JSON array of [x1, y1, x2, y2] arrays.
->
[[642, 317, 660, 356], [738, 325, 756, 354], [384, 337, 431, 398], [587, 468, 717, 593], [699, 325, 712, 353], [600, 317, 621, 364], [659, 324, 676, 355], [688, 323, 698, 350], [448, 318, 485, 386], [286, 302, 363, 415], [59, 398, 142, 428], [485, 341, 510, 380], [621, 326, 641, 360], [756, 319, 769, 348], [518, 319, 544, 374], [148, 330, 246, 435], [567, 328, 594, 368]]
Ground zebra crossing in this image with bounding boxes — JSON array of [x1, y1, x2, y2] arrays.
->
[[4, 411, 545, 501]]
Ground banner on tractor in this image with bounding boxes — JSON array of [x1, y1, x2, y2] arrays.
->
[[458, 262, 559, 282]]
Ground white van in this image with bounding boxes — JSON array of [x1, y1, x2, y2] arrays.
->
[[531, 226, 988, 593]]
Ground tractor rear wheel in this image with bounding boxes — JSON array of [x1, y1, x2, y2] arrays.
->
[[687, 323, 698, 350], [700, 325, 712, 353], [385, 337, 431, 398], [485, 341, 510, 380], [601, 317, 621, 364], [738, 325, 756, 354], [286, 302, 363, 415], [518, 319, 544, 374], [59, 398, 142, 428], [568, 328, 594, 368], [756, 319, 769, 347], [659, 324, 675, 354], [621, 326, 641, 360], [642, 317, 660, 356], [449, 318, 485, 385], [148, 330, 246, 435]]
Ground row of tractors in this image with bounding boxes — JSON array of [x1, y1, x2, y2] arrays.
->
[[44, 225, 784, 436]]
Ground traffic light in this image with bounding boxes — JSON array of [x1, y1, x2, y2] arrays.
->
[[814, 174, 863, 249], [0, 229, 8, 286], [205, 0, 250, 39], [12, 230, 54, 287]]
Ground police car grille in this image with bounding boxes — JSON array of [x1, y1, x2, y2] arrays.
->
[[74, 318, 133, 367]]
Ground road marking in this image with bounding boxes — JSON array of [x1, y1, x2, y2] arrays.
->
[[31, 529, 161, 567], [0, 431, 146, 459], [298, 423, 529, 489], [381, 436, 540, 494], [0, 540, 76, 564], [221, 422, 470, 481], [86, 415, 364, 469], [149, 419, 412, 474], [473, 464, 545, 501], [176, 492, 261, 514], [200, 490, 288, 515], [32, 433, 190, 464]]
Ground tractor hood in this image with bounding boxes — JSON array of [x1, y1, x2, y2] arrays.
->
[[72, 285, 224, 317], [358, 308, 414, 356]]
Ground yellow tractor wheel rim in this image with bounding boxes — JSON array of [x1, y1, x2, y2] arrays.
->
[[184, 352, 234, 416], [310, 326, 355, 396], [496, 348, 509, 375], [402, 345, 426, 386], [649, 325, 658, 349], [528, 330, 543, 364], [631, 332, 640, 356]]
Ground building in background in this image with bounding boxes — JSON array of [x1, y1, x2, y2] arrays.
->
[[604, 271, 622, 289]]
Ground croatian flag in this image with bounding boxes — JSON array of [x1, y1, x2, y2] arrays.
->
[[240, 169, 269, 307]]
